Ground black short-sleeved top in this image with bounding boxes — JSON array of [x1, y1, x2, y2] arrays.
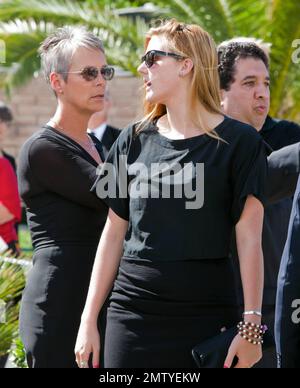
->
[[18, 126, 108, 249], [93, 116, 267, 261]]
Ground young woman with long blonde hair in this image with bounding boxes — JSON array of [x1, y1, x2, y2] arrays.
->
[[75, 20, 267, 369]]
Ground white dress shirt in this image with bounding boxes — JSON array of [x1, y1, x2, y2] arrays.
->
[[88, 123, 107, 142]]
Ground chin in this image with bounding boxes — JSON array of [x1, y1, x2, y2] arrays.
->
[[146, 94, 164, 106], [145, 93, 155, 104], [254, 117, 267, 130], [88, 101, 105, 112]]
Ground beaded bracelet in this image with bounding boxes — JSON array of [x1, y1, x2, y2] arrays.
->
[[237, 321, 268, 346], [238, 321, 266, 333], [237, 322, 267, 333]]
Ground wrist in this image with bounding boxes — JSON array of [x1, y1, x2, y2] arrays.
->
[[243, 310, 262, 324], [243, 314, 262, 325], [81, 312, 98, 326], [237, 321, 266, 346]]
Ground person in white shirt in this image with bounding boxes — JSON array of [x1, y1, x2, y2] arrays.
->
[[88, 91, 120, 154]]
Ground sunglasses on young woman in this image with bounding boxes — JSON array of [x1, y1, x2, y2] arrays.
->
[[141, 50, 185, 68]]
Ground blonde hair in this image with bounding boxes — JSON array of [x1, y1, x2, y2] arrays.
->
[[137, 19, 223, 140]]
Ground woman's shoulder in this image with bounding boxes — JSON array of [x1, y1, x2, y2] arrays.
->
[[221, 117, 262, 145], [20, 128, 52, 152], [18, 128, 71, 173], [116, 124, 135, 142], [20, 127, 73, 159], [112, 121, 150, 151]]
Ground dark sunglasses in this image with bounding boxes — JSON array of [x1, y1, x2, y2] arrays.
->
[[141, 50, 185, 68], [63, 66, 115, 81]]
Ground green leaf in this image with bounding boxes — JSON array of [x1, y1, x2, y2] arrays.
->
[[0, 0, 299, 121], [223, 0, 269, 37], [267, 0, 300, 117], [151, 0, 234, 41], [0, 258, 26, 358], [0, 1, 148, 92]]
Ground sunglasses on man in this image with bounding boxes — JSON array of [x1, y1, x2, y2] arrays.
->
[[141, 50, 185, 68], [61, 65, 115, 81]]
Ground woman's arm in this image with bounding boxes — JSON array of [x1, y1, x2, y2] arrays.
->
[[225, 195, 264, 368], [236, 195, 264, 318], [0, 204, 14, 224], [75, 208, 128, 368], [82, 208, 128, 323], [20, 138, 105, 211]]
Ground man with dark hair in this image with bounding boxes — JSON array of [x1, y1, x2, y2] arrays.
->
[[218, 41, 270, 132], [0, 102, 16, 172], [218, 40, 300, 368]]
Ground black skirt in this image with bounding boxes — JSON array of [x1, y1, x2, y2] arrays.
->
[[19, 245, 104, 368], [104, 257, 239, 368]]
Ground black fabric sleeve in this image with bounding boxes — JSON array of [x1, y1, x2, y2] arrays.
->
[[267, 143, 300, 204], [91, 126, 133, 221], [279, 121, 300, 147], [231, 130, 268, 224], [27, 137, 104, 210]]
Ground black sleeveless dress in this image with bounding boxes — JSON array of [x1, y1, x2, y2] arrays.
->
[[18, 126, 117, 368]]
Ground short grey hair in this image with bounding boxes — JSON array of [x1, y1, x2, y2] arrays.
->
[[39, 26, 105, 83]]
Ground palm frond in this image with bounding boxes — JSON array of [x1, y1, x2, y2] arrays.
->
[[0, 259, 26, 358], [223, 0, 270, 37], [0, 23, 47, 92], [267, 0, 300, 117], [0, 0, 145, 46], [0, 0, 299, 122], [0, 25, 47, 92], [0, 1, 148, 91], [9, 337, 28, 368], [0, 316, 19, 357], [151, 0, 234, 41], [0, 260, 26, 301], [279, 57, 300, 120]]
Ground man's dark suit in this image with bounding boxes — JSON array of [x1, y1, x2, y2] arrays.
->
[[276, 175, 300, 368], [89, 124, 120, 167], [232, 116, 300, 368], [100, 125, 120, 158]]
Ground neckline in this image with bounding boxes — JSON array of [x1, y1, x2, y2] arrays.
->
[[149, 116, 230, 149], [43, 125, 102, 167]]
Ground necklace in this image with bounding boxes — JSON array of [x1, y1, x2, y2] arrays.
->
[[48, 119, 97, 153]]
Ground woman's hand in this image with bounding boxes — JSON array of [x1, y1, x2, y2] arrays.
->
[[224, 334, 262, 368], [75, 321, 101, 369]]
